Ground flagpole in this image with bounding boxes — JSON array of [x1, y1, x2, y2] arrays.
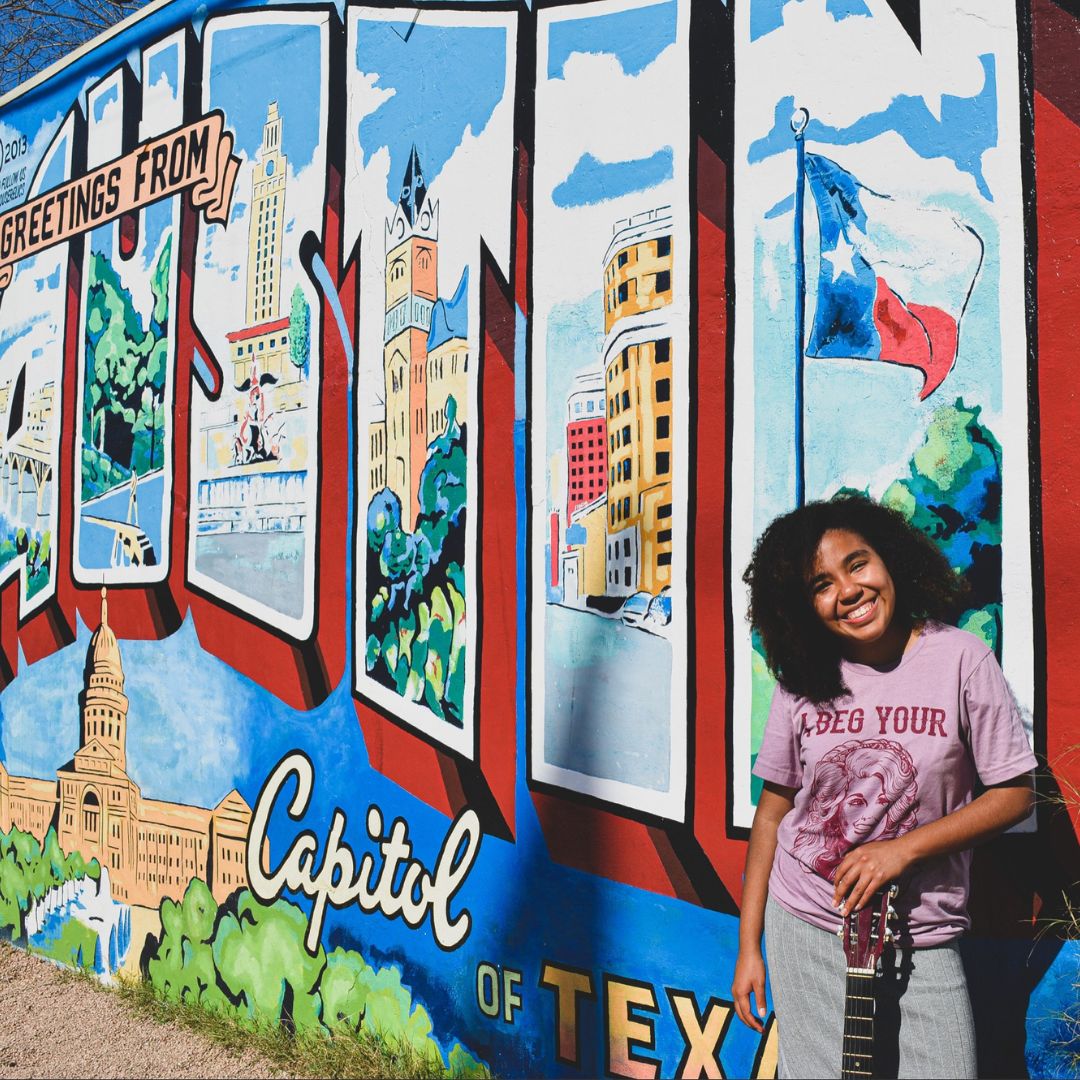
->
[[792, 107, 809, 508]]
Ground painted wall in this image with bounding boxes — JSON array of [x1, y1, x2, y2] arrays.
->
[[0, 0, 1076, 1076]]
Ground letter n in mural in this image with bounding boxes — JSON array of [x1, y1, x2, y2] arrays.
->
[[0, 111, 74, 614], [529, 0, 691, 819], [348, 7, 516, 756], [729, 1, 1037, 827], [188, 12, 328, 638]]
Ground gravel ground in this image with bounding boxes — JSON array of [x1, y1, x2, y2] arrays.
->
[[0, 944, 282, 1079]]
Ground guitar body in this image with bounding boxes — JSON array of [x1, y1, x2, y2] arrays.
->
[[839, 887, 897, 1080]]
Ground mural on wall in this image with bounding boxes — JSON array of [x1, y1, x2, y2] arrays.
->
[[0, 1, 1078, 1078], [0, 113, 71, 614], [530, 0, 691, 819], [348, 6, 516, 756], [74, 49, 183, 584], [728, 0, 1036, 827], [188, 11, 327, 638]]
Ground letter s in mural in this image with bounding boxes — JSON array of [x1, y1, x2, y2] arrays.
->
[[0, 1, 1078, 1077], [188, 10, 328, 638]]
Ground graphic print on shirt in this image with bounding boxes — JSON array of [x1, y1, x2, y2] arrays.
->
[[792, 738, 919, 881]]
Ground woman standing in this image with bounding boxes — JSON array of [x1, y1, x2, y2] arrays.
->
[[731, 496, 1035, 1079]]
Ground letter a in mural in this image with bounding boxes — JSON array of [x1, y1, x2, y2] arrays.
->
[[0, 112, 76, 613], [729, 1, 1036, 827], [530, 0, 691, 820], [348, 7, 516, 756], [188, 12, 328, 639]]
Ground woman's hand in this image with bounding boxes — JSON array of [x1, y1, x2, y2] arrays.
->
[[831, 836, 914, 913], [831, 776, 1034, 913], [732, 946, 769, 1033]]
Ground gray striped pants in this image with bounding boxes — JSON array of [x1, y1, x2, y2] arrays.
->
[[764, 897, 977, 1079]]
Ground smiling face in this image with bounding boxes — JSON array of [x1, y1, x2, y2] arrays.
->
[[836, 772, 890, 845], [808, 529, 909, 665]]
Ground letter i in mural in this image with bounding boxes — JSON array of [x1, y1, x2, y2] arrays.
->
[[0, 113, 76, 612], [188, 12, 328, 638], [530, 0, 691, 819], [348, 7, 516, 755], [74, 57, 179, 585], [728, 1, 1036, 827]]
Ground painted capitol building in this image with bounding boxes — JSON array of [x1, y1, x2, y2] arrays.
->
[[0, 589, 255, 907]]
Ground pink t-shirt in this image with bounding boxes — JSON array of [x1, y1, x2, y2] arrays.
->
[[753, 623, 1036, 946]]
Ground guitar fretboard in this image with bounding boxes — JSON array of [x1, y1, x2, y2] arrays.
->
[[841, 969, 875, 1080]]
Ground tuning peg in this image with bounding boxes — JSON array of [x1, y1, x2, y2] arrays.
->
[[888, 884, 899, 898], [883, 928, 894, 943], [887, 906, 897, 920]]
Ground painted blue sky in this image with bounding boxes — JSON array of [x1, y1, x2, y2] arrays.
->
[[749, 54, 999, 201], [91, 83, 117, 125], [147, 43, 179, 94], [355, 20, 507, 204], [208, 22, 323, 167], [553, 147, 673, 209], [751, 0, 870, 41], [548, 0, 676, 79]]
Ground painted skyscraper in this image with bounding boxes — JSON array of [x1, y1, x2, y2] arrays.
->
[[246, 101, 288, 328], [382, 147, 439, 528]]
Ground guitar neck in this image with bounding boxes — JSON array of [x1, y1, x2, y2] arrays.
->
[[840, 968, 875, 1080]]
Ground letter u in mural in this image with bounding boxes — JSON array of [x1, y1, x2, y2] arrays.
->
[[187, 11, 328, 638], [728, 1, 1037, 826], [74, 49, 182, 586], [530, 0, 691, 819], [0, 111, 74, 614], [348, 6, 516, 755]]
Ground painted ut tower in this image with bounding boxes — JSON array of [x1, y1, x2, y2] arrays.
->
[[384, 146, 439, 529], [246, 102, 288, 327]]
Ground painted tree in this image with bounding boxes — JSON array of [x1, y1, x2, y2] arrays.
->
[[289, 284, 311, 374], [82, 233, 171, 500], [144, 880, 486, 1074], [366, 397, 468, 723]]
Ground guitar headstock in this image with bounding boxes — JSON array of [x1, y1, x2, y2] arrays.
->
[[839, 885, 897, 972]]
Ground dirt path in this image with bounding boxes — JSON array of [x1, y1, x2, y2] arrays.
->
[[0, 944, 282, 1079]]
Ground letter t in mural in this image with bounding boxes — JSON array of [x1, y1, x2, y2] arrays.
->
[[729, 1, 1036, 827], [348, 7, 516, 756], [530, 0, 691, 819]]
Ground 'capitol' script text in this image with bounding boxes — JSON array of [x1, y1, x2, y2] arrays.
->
[[247, 752, 482, 954]]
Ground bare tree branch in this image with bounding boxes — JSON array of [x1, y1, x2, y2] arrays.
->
[[0, 0, 149, 96]]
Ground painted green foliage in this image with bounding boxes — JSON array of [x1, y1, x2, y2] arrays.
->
[[0, 825, 98, 941], [82, 234, 171, 502], [289, 284, 311, 374], [0, 525, 51, 599], [880, 398, 1003, 653], [365, 399, 468, 725], [147, 879, 484, 1075]]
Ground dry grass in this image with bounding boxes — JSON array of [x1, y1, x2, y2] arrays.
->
[[58, 966, 484, 1080]]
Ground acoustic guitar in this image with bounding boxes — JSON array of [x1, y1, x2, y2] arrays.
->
[[838, 885, 897, 1080]]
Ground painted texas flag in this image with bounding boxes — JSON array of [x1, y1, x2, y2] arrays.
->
[[804, 154, 984, 400]]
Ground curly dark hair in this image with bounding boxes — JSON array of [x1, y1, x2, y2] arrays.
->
[[743, 495, 970, 703]]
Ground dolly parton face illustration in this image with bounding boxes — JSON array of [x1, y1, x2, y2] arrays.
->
[[792, 738, 919, 881]]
